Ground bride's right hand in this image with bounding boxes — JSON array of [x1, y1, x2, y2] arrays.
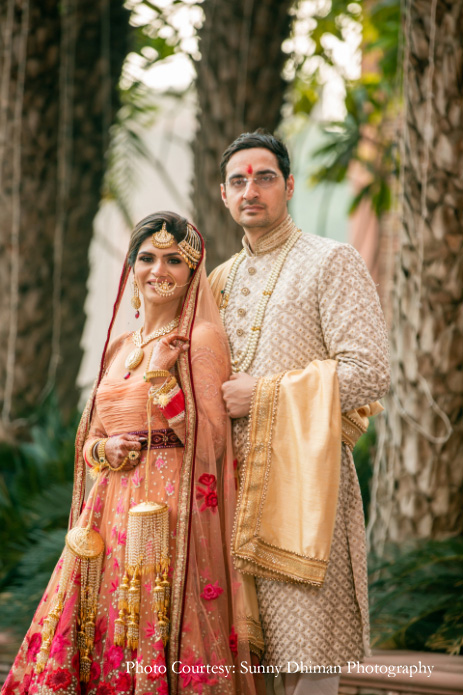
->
[[104, 434, 145, 471]]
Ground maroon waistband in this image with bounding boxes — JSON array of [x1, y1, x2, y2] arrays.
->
[[112, 429, 183, 449]]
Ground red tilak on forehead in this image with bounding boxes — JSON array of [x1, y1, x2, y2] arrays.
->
[[246, 164, 253, 174]]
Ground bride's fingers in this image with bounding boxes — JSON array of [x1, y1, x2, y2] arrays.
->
[[163, 333, 188, 345]]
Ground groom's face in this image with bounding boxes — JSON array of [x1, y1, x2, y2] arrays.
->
[[221, 148, 294, 231]]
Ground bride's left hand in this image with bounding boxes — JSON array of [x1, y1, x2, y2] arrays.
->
[[147, 333, 189, 373]]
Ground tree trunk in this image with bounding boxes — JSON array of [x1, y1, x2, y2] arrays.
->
[[192, 0, 294, 270], [0, 0, 129, 437], [368, 0, 463, 552]]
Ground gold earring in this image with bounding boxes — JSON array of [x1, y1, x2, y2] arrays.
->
[[131, 279, 141, 318]]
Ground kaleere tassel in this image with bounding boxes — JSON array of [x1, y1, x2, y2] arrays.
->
[[35, 486, 104, 681], [116, 391, 171, 648]]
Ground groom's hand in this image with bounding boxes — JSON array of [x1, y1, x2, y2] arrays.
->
[[222, 373, 257, 419]]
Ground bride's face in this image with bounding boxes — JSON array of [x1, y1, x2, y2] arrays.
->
[[134, 237, 192, 306]]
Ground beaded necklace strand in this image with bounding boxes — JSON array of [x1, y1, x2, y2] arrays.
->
[[220, 229, 301, 373]]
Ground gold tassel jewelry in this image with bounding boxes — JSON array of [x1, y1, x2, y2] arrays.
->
[[152, 221, 175, 249], [35, 492, 105, 683], [178, 223, 201, 269], [115, 393, 171, 648], [131, 278, 141, 319]]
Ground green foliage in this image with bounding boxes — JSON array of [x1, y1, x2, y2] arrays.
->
[[0, 395, 77, 634], [293, 0, 401, 219], [369, 537, 463, 655], [352, 421, 376, 523]]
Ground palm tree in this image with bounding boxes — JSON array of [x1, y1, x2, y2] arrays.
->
[[368, 0, 463, 551], [0, 0, 129, 438], [192, 0, 295, 269]]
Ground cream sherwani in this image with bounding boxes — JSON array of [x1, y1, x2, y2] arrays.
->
[[212, 216, 390, 670]]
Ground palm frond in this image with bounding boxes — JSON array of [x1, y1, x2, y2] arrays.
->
[[369, 537, 463, 655]]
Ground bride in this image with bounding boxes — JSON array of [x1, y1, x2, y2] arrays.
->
[[2, 212, 263, 695]]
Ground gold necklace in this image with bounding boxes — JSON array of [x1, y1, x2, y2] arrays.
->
[[123, 317, 179, 379], [220, 230, 301, 373]]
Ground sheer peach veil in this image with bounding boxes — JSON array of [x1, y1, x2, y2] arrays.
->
[[70, 224, 263, 694]]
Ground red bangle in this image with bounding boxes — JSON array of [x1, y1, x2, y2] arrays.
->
[[159, 389, 185, 420]]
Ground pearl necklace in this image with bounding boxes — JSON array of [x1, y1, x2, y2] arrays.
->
[[123, 317, 179, 379], [220, 229, 301, 373]]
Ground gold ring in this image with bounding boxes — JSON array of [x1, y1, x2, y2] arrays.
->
[[128, 450, 140, 461]]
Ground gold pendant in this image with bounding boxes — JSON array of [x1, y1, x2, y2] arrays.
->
[[125, 347, 144, 371]]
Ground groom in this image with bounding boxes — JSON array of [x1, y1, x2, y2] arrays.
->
[[209, 130, 390, 695]]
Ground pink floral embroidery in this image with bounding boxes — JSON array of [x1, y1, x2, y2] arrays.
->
[[165, 480, 175, 496], [19, 671, 32, 695], [144, 581, 152, 593], [132, 468, 144, 488], [229, 626, 238, 655], [146, 654, 166, 681], [45, 668, 72, 692], [196, 473, 218, 512], [198, 473, 216, 488], [106, 544, 114, 557], [115, 672, 132, 690], [57, 558, 64, 570], [111, 526, 118, 540], [93, 495, 103, 514], [144, 621, 157, 638], [201, 581, 224, 601], [103, 644, 124, 677], [2, 676, 20, 695], [116, 498, 125, 514], [113, 556, 120, 570], [117, 530, 127, 546], [120, 476, 129, 488], [205, 491, 218, 509], [156, 682, 169, 695], [155, 455, 166, 471], [178, 654, 209, 691], [89, 660, 102, 684], [110, 578, 119, 593], [95, 682, 116, 695], [71, 651, 80, 674], [50, 631, 71, 663], [27, 632, 42, 661]]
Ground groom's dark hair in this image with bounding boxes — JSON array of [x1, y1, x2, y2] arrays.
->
[[220, 129, 291, 182]]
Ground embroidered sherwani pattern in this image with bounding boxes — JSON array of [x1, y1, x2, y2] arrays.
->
[[221, 216, 390, 669]]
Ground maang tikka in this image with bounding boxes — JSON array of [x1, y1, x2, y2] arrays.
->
[[131, 278, 141, 319], [151, 220, 201, 270], [152, 221, 174, 249]]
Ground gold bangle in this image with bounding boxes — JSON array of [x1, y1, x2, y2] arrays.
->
[[151, 377, 177, 405], [158, 376, 177, 395], [97, 438, 109, 466], [144, 369, 171, 381]]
